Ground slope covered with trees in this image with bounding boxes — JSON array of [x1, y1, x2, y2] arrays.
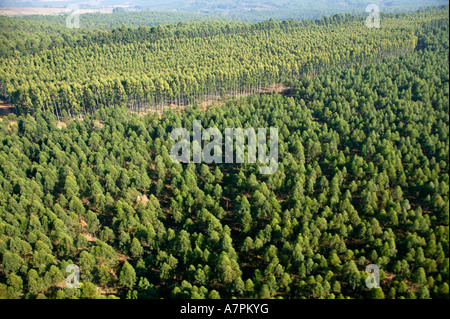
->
[[18, 10, 215, 30], [2, 10, 446, 117], [0, 9, 448, 299]]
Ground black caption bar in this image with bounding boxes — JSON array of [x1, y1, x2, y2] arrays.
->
[[1, 298, 445, 318]]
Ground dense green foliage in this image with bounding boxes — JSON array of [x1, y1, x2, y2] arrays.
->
[[0, 14, 221, 59], [18, 10, 215, 30], [3, 10, 446, 118], [0, 9, 448, 299]]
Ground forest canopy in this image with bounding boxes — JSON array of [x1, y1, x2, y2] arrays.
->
[[2, 9, 446, 117], [0, 7, 448, 300]]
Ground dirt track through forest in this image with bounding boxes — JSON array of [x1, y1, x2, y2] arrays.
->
[[0, 84, 295, 128], [0, 98, 15, 117]]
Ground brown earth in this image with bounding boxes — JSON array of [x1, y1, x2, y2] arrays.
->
[[0, 99, 15, 117], [1, 84, 294, 129], [56, 121, 67, 129], [130, 84, 292, 118]]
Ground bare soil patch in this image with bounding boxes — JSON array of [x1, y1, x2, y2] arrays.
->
[[130, 84, 292, 118], [7, 120, 17, 132], [56, 121, 67, 129], [0, 99, 16, 117], [93, 120, 104, 129], [136, 194, 149, 207], [79, 217, 98, 242]]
